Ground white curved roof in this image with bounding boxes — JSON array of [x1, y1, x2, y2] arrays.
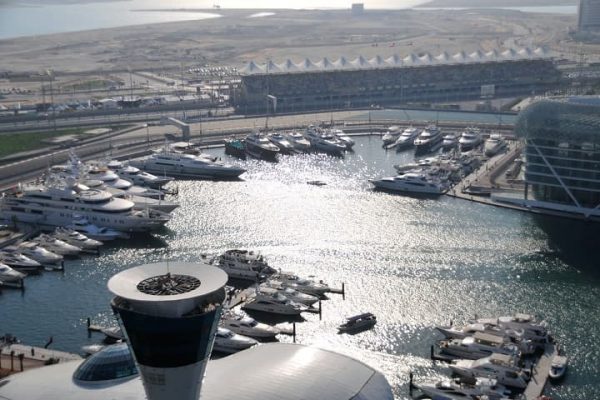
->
[[0, 343, 393, 400], [239, 47, 553, 75]]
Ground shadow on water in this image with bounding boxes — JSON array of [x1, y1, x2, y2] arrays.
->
[[533, 215, 600, 279]]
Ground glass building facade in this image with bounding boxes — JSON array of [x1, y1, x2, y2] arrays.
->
[[515, 100, 600, 211]]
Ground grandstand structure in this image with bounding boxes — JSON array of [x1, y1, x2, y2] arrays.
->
[[234, 48, 563, 114]]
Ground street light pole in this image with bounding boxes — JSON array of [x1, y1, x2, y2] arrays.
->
[[47, 69, 57, 131]]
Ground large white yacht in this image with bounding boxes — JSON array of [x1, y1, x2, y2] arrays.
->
[[331, 128, 355, 150], [437, 332, 521, 360], [245, 132, 280, 161], [284, 131, 312, 152], [53, 227, 103, 250], [4, 242, 63, 265], [437, 323, 535, 355], [268, 132, 296, 154], [220, 313, 280, 339], [0, 250, 41, 272], [414, 125, 444, 154], [304, 126, 346, 154], [484, 133, 507, 157], [369, 173, 449, 195], [214, 249, 277, 281], [67, 215, 130, 241], [0, 177, 170, 232], [412, 377, 511, 400], [458, 127, 483, 151], [212, 327, 258, 354], [441, 133, 458, 150], [450, 353, 530, 389], [0, 263, 26, 284], [258, 284, 319, 306], [393, 126, 419, 150], [242, 292, 309, 315], [382, 125, 402, 146], [270, 273, 331, 296], [105, 160, 173, 188], [130, 148, 246, 179], [31, 233, 81, 257], [475, 314, 550, 344]]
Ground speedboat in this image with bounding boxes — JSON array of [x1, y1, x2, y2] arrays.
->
[[338, 313, 377, 334], [458, 127, 483, 152], [304, 126, 346, 154], [242, 293, 309, 315], [0, 263, 26, 284], [285, 131, 312, 152], [258, 284, 319, 306], [269, 273, 330, 296], [0, 251, 40, 272], [484, 133, 506, 157], [220, 313, 280, 339], [450, 353, 530, 389], [214, 249, 277, 281], [369, 173, 449, 195], [549, 354, 568, 381], [414, 125, 443, 154], [53, 227, 103, 250], [224, 138, 247, 159], [331, 129, 355, 150], [105, 160, 173, 188], [382, 125, 402, 146], [213, 327, 258, 354], [268, 132, 296, 154], [442, 133, 458, 150], [438, 332, 521, 360], [31, 233, 81, 257], [393, 126, 419, 150], [412, 377, 511, 400], [5, 242, 63, 265], [245, 132, 280, 161], [67, 215, 129, 241]]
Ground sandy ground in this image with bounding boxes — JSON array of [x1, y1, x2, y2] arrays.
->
[[0, 8, 581, 75]]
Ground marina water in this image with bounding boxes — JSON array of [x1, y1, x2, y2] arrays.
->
[[1, 136, 598, 399]]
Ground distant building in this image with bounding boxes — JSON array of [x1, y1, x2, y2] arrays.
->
[[351, 3, 364, 15], [578, 0, 600, 31], [513, 99, 600, 221]]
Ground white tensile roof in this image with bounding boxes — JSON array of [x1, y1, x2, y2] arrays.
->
[[239, 47, 553, 75]]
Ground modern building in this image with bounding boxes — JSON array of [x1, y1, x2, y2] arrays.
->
[[578, 0, 600, 31], [0, 262, 394, 400], [511, 99, 600, 221], [235, 48, 561, 114]]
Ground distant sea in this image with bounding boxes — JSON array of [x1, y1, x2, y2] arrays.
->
[[0, 0, 577, 40]]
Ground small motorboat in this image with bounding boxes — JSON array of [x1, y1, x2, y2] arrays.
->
[[338, 313, 377, 334], [549, 354, 567, 381], [224, 138, 247, 159], [307, 180, 327, 186]]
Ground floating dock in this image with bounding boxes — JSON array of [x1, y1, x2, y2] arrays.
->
[[523, 343, 558, 400], [0, 343, 81, 376]]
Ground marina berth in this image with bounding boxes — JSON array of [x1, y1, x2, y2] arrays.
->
[[449, 353, 531, 389], [213, 327, 258, 354], [0, 178, 170, 232], [220, 312, 280, 339], [244, 132, 280, 161]]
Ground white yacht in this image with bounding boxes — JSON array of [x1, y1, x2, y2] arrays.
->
[[438, 332, 521, 360], [86, 166, 136, 192], [414, 125, 443, 154], [475, 314, 550, 344], [484, 133, 507, 157], [270, 273, 330, 296], [0, 263, 26, 283], [284, 131, 312, 152], [213, 327, 258, 354], [369, 173, 449, 195], [245, 132, 280, 161], [31, 233, 81, 257], [53, 227, 103, 250], [382, 125, 402, 146], [169, 141, 218, 161], [412, 377, 511, 400], [442, 133, 458, 150], [450, 353, 530, 389], [393, 126, 419, 150], [437, 323, 535, 355], [258, 284, 319, 306], [105, 160, 173, 188], [268, 132, 296, 154], [220, 313, 280, 339], [0, 250, 41, 272], [5, 242, 63, 265], [214, 249, 277, 281], [67, 215, 130, 241], [304, 126, 346, 154], [338, 313, 377, 334], [130, 149, 246, 180], [458, 127, 483, 151], [0, 178, 170, 232], [331, 129, 355, 150], [242, 293, 309, 315], [83, 180, 179, 214]]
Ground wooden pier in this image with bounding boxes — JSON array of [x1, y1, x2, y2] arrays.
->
[[0, 343, 81, 376], [523, 343, 558, 400]]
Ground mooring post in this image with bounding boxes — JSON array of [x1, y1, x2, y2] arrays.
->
[[292, 322, 296, 344], [318, 300, 322, 321], [18, 353, 24, 372], [10, 350, 14, 371], [342, 282, 345, 300]]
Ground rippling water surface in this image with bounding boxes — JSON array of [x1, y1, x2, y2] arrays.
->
[[2, 136, 599, 399]]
